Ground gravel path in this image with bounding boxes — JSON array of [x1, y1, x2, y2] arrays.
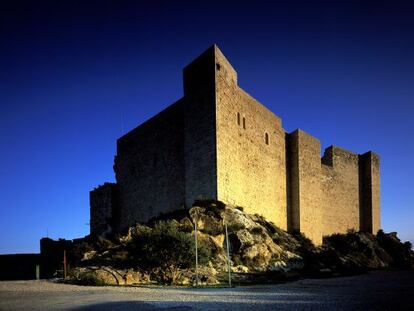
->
[[1, 270, 413, 310]]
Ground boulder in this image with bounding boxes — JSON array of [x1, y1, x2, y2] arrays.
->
[[242, 243, 273, 268], [70, 266, 151, 286], [222, 208, 259, 231], [231, 265, 249, 273], [176, 266, 220, 286], [82, 250, 97, 261], [228, 227, 283, 269], [189, 206, 223, 235]]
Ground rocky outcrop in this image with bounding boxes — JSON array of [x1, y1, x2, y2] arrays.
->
[[65, 200, 413, 285], [70, 266, 150, 285]]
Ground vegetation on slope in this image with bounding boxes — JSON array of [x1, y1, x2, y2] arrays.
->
[[66, 200, 414, 286]]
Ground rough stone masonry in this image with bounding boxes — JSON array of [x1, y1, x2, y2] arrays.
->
[[90, 45, 380, 244]]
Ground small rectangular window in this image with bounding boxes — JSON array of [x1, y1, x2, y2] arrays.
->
[[243, 117, 246, 129], [265, 132, 269, 145], [237, 112, 240, 125]]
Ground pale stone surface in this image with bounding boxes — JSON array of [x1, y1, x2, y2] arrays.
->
[[70, 267, 150, 285], [215, 47, 287, 231], [321, 146, 361, 236], [288, 129, 323, 244]]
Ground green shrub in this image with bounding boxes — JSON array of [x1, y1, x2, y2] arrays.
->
[[376, 230, 413, 269], [70, 241, 94, 264], [232, 255, 244, 266], [128, 220, 212, 284]]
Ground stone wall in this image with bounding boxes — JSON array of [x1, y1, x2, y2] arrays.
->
[[0, 254, 40, 280], [215, 47, 287, 230], [90, 182, 118, 236], [287, 130, 323, 244], [183, 46, 218, 207], [115, 100, 186, 230], [360, 152, 381, 234], [320, 146, 361, 236], [40, 237, 73, 279]]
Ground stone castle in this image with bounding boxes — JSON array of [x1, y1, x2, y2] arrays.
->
[[90, 45, 380, 244]]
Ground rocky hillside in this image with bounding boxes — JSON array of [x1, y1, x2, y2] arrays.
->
[[67, 200, 414, 286]]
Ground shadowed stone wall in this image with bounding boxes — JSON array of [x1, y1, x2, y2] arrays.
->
[[90, 183, 118, 235], [114, 101, 185, 231], [0, 254, 40, 280], [183, 47, 218, 207]]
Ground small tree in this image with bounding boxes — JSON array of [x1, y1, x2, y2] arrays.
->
[[129, 220, 211, 284]]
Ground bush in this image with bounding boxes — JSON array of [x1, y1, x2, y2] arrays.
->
[[232, 254, 244, 266], [128, 220, 212, 284], [376, 230, 413, 269], [193, 200, 225, 218], [70, 241, 94, 264]]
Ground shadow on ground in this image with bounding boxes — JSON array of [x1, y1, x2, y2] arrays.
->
[[69, 301, 192, 310]]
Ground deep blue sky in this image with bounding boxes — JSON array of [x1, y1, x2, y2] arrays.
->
[[1, 0, 413, 254]]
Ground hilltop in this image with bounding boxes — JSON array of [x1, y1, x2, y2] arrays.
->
[[66, 201, 413, 286]]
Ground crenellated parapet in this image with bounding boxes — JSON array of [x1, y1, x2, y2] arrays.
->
[[286, 134, 381, 243]]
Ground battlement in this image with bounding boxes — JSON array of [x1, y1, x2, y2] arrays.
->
[[322, 145, 359, 167]]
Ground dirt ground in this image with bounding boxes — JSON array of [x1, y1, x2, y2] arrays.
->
[[0, 270, 413, 310]]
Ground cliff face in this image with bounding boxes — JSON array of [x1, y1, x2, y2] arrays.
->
[[65, 200, 413, 285]]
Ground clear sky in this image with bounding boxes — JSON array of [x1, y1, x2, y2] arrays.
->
[[1, 0, 413, 254]]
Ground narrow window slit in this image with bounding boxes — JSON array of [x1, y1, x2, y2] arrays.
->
[[265, 132, 269, 145]]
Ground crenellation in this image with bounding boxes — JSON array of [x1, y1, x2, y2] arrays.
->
[[90, 45, 381, 244]]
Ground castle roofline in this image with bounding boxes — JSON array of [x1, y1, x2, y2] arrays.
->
[[183, 44, 237, 96]]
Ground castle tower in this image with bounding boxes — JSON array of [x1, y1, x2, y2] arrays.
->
[[90, 45, 381, 244], [182, 45, 288, 230]]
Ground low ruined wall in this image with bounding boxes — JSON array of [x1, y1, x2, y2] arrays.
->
[[0, 254, 40, 280]]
